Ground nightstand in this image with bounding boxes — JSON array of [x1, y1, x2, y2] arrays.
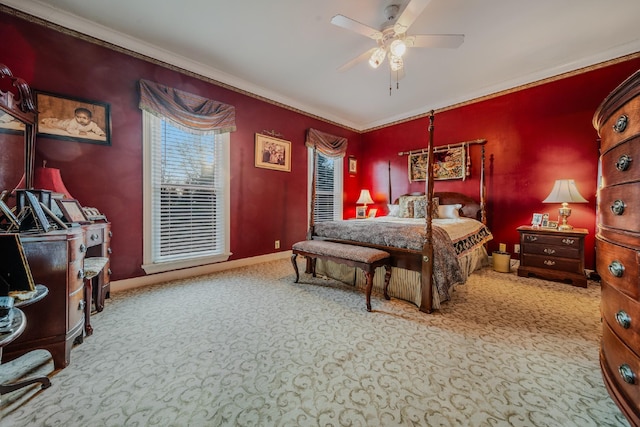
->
[[516, 226, 588, 287]]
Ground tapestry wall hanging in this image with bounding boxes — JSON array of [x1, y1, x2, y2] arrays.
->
[[408, 146, 467, 182]]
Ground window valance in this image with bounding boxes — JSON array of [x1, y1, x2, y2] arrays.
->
[[305, 128, 347, 158], [138, 79, 236, 134]]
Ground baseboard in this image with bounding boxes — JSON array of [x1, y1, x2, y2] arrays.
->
[[111, 250, 292, 293]]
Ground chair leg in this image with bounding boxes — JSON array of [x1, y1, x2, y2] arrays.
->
[[383, 265, 392, 300], [364, 270, 375, 312], [291, 254, 299, 283]]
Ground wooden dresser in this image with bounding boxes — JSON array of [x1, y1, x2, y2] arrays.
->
[[593, 69, 640, 427]]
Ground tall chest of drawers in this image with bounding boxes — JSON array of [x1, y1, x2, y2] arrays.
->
[[593, 69, 640, 426]]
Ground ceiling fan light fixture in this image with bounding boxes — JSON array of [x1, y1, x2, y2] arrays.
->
[[368, 47, 386, 68], [389, 54, 403, 72], [390, 39, 407, 57]]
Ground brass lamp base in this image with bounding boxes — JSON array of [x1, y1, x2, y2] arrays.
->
[[557, 203, 572, 230]]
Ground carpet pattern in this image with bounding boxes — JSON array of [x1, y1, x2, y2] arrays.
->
[[0, 259, 629, 426]]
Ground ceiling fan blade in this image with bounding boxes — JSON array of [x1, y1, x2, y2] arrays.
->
[[405, 34, 465, 49], [337, 47, 377, 72], [393, 0, 432, 35], [331, 15, 383, 40]]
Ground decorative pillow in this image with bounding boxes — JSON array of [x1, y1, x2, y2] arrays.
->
[[432, 197, 440, 219], [397, 195, 416, 218], [413, 197, 428, 218], [438, 203, 463, 219], [387, 204, 400, 217]]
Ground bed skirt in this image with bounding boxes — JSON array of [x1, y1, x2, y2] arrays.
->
[[314, 245, 489, 310]]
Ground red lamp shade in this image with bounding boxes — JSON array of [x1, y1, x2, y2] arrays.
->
[[33, 167, 73, 199]]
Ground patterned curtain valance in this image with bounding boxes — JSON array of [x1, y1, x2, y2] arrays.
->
[[305, 128, 347, 158], [138, 79, 236, 134]]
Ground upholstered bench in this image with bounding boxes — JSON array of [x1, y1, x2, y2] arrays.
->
[[291, 240, 392, 312]]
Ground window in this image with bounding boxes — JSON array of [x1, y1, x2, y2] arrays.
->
[[142, 112, 230, 274], [308, 148, 343, 222]]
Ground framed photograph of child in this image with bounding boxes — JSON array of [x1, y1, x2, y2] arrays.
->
[[254, 133, 291, 172], [35, 91, 111, 146]]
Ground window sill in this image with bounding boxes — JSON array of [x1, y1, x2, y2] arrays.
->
[[142, 253, 231, 275]]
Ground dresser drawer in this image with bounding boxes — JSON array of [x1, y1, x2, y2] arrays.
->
[[599, 184, 640, 234], [596, 238, 640, 300], [85, 228, 104, 246], [68, 233, 86, 263], [602, 282, 640, 351], [599, 94, 640, 154], [68, 284, 85, 331], [521, 232, 581, 248], [602, 136, 640, 187], [602, 323, 640, 415], [520, 253, 582, 273], [522, 243, 578, 259]]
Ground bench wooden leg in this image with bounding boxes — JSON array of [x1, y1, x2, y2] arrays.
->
[[291, 254, 300, 283], [364, 270, 375, 312], [383, 265, 392, 300]]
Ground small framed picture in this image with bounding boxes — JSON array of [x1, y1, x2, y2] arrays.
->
[[56, 198, 90, 224], [545, 220, 559, 229], [367, 208, 377, 218], [531, 212, 543, 227], [541, 213, 550, 228], [348, 156, 357, 175], [356, 206, 367, 219]]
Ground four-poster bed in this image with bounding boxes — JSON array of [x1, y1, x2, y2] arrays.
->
[[305, 112, 492, 313]]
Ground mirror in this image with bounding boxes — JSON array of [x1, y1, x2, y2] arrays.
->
[[0, 63, 36, 202]]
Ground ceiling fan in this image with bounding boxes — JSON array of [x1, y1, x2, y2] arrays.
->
[[331, 0, 464, 85]]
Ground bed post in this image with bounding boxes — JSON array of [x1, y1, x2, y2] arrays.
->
[[480, 145, 487, 224], [420, 111, 435, 313], [388, 160, 392, 204], [307, 147, 317, 240]]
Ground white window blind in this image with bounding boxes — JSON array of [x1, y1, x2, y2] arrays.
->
[[308, 149, 342, 222], [143, 112, 230, 273]]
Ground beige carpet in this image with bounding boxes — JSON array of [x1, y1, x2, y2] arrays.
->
[[0, 259, 629, 426]]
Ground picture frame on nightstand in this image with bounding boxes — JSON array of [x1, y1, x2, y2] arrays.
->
[[531, 213, 543, 227]]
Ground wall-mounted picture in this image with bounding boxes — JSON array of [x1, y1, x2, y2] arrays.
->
[[408, 146, 466, 182], [348, 156, 357, 174], [55, 198, 90, 224], [255, 133, 291, 172], [35, 91, 111, 145]]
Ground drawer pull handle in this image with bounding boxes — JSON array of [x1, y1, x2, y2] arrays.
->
[[615, 310, 631, 329], [78, 300, 86, 311], [609, 260, 624, 278], [616, 154, 632, 172], [610, 199, 625, 216], [544, 260, 556, 266], [543, 248, 556, 254], [107, 247, 112, 254], [108, 268, 112, 276], [561, 238, 575, 245], [78, 269, 84, 279], [91, 233, 99, 241], [79, 243, 86, 253], [619, 364, 636, 385], [527, 236, 538, 242], [613, 114, 628, 133], [109, 231, 113, 238]]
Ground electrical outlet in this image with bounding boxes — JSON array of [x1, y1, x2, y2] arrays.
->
[[275, 240, 280, 249], [514, 244, 520, 254]]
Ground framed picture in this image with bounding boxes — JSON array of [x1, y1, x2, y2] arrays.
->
[[0, 199, 19, 229], [55, 198, 90, 224], [545, 220, 559, 229], [531, 212, 543, 227], [254, 133, 291, 172], [348, 156, 357, 174], [35, 91, 111, 145], [0, 111, 25, 134], [367, 208, 378, 218], [356, 206, 367, 219], [541, 213, 550, 228]]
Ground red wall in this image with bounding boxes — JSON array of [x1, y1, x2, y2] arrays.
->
[[361, 59, 640, 270], [0, 12, 362, 280], [2, 9, 639, 277]]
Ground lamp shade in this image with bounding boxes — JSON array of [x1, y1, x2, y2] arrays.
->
[[542, 179, 587, 204], [356, 189, 374, 205], [34, 167, 73, 199]]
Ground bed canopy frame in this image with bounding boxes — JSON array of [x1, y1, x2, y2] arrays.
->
[[307, 111, 488, 313]]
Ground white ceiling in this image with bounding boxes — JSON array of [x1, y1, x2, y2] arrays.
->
[[5, 0, 640, 131]]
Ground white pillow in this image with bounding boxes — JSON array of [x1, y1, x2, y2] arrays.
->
[[387, 204, 400, 217], [438, 204, 462, 219]]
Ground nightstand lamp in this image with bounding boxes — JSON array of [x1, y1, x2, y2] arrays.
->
[[356, 189, 374, 218], [542, 179, 588, 230]]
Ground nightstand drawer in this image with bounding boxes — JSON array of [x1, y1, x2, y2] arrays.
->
[[521, 253, 582, 273], [596, 238, 640, 300], [521, 232, 581, 248], [521, 243, 578, 259]]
